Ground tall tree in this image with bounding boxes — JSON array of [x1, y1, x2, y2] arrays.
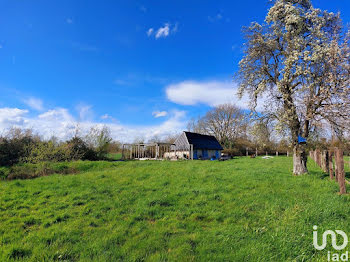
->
[[249, 119, 273, 152], [187, 104, 248, 148], [238, 0, 350, 174]]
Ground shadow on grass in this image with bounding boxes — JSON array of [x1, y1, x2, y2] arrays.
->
[[308, 169, 329, 180]]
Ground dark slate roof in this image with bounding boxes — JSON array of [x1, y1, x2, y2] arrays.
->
[[184, 132, 223, 150]]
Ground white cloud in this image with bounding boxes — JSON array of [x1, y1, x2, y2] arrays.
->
[[23, 97, 44, 111], [208, 13, 228, 23], [147, 23, 177, 39], [165, 80, 265, 110], [0, 107, 186, 143], [39, 108, 73, 122], [152, 111, 168, 118], [172, 22, 179, 33], [156, 23, 170, 39], [101, 114, 110, 119], [147, 28, 154, 37], [76, 104, 93, 121], [0, 108, 28, 126], [101, 114, 118, 122], [166, 80, 236, 106]]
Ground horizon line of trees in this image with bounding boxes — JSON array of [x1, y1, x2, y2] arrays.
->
[[185, 103, 350, 157], [0, 126, 120, 167]]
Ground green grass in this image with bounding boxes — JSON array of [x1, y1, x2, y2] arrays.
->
[[106, 153, 122, 161], [0, 161, 120, 180], [1, 157, 350, 261]]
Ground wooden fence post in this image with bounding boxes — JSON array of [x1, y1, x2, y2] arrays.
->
[[313, 150, 317, 162], [334, 149, 338, 182], [328, 150, 334, 180], [316, 149, 321, 167], [321, 150, 329, 173], [335, 148, 346, 195]]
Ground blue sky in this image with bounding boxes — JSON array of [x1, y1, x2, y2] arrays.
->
[[0, 0, 349, 142]]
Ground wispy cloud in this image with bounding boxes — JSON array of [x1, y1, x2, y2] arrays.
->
[[23, 97, 44, 111], [165, 80, 266, 110], [152, 111, 168, 118], [0, 108, 28, 126], [66, 18, 73, 24], [76, 103, 93, 121], [147, 23, 178, 39], [155, 23, 170, 38], [147, 28, 154, 37], [0, 107, 186, 142], [100, 114, 118, 122], [208, 12, 229, 23]]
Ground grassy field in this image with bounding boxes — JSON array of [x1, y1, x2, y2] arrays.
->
[[106, 153, 123, 161], [1, 157, 350, 261]]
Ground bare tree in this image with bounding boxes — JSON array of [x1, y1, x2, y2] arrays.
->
[[186, 116, 206, 134], [85, 126, 112, 159], [249, 119, 273, 153], [187, 104, 248, 149], [238, 0, 350, 174]]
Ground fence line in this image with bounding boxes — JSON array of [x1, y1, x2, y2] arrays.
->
[[309, 148, 346, 195]]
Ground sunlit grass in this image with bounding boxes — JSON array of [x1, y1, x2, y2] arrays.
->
[[1, 157, 350, 261]]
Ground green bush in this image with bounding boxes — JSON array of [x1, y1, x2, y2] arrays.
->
[[0, 167, 10, 180], [0, 136, 37, 166], [65, 137, 98, 161], [7, 164, 39, 180], [24, 141, 70, 163]]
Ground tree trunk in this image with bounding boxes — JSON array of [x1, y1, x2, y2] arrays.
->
[[293, 145, 308, 175]]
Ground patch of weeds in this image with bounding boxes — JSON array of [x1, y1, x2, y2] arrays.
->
[[22, 217, 41, 229], [53, 214, 70, 224], [8, 247, 31, 259]]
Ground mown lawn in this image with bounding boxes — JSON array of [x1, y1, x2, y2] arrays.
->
[[1, 157, 350, 261]]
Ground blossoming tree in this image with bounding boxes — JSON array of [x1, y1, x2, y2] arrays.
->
[[238, 0, 350, 175]]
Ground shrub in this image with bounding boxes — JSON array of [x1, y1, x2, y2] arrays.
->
[[24, 141, 69, 163], [65, 137, 98, 161], [7, 165, 39, 180], [84, 126, 112, 159], [6, 162, 79, 180], [0, 167, 10, 180], [0, 136, 37, 166]]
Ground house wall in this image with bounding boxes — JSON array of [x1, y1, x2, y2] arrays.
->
[[193, 149, 221, 159], [164, 149, 222, 160], [174, 133, 190, 151], [164, 151, 190, 159]]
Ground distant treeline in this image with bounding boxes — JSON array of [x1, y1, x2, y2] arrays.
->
[[0, 126, 120, 167], [186, 104, 350, 157]]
